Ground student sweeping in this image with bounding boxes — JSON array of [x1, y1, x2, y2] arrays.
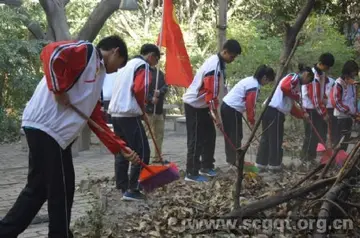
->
[[221, 65, 275, 165], [0, 36, 140, 238], [300, 53, 335, 161], [182, 39, 242, 182], [330, 60, 359, 151], [255, 65, 314, 172], [109, 44, 160, 201]]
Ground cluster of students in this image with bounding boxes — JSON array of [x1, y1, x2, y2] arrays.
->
[[182, 46, 360, 181], [1, 34, 359, 237]]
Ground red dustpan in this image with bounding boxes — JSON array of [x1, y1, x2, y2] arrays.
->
[[320, 149, 348, 166], [335, 150, 348, 166], [305, 117, 335, 163], [317, 143, 326, 152]]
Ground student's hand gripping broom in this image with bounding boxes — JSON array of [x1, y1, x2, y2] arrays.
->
[[69, 104, 179, 192], [209, 111, 258, 173]]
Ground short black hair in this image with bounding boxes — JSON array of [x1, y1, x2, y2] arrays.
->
[[140, 44, 161, 58], [341, 60, 359, 78], [298, 63, 315, 82], [318, 53, 335, 67], [96, 35, 128, 64], [254, 65, 275, 81], [222, 39, 241, 55]]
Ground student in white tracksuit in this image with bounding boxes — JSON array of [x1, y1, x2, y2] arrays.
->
[[109, 44, 160, 201], [330, 60, 359, 151], [221, 65, 275, 165], [182, 39, 242, 182], [300, 53, 335, 161], [256, 65, 314, 172], [0, 36, 140, 238]]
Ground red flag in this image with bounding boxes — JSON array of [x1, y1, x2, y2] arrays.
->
[[157, 0, 193, 88]]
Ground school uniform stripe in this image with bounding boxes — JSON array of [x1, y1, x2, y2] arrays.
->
[[49, 41, 89, 92]]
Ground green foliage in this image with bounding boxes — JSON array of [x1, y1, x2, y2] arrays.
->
[[226, 20, 282, 87], [0, 5, 44, 142], [295, 14, 356, 77]]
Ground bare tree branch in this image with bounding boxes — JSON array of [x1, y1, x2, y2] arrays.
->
[[292, 0, 316, 34], [17, 7, 46, 39], [227, 0, 242, 19], [275, 0, 315, 80], [144, 0, 155, 35], [39, 0, 71, 41], [1, 0, 46, 40], [189, 0, 206, 28], [76, 0, 121, 41]]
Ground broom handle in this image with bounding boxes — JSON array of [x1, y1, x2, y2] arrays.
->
[[69, 104, 154, 174], [241, 115, 261, 143], [141, 108, 164, 163], [327, 118, 332, 148], [296, 101, 327, 148], [210, 112, 237, 151], [305, 113, 327, 148]]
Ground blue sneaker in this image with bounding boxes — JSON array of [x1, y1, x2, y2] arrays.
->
[[184, 174, 209, 182], [121, 190, 146, 201], [199, 168, 217, 177]]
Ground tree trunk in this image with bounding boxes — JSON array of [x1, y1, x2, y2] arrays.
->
[[143, 0, 155, 36], [77, 0, 121, 42], [39, 0, 71, 41], [275, 0, 315, 80], [217, 0, 227, 51]]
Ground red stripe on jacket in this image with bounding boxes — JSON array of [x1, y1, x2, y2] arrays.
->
[[307, 80, 327, 116], [245, 88, 257, 125], [281, 74, 300, 102], [40, 40, 90, 94], [133, 66, 152, 109], [290, 104, 305, 119], [203, 74, 220, 111], [330, 83, 350, 113]]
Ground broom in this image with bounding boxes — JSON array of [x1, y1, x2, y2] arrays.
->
[[69, 104, 179, 193], [139, 107, 180, 192]]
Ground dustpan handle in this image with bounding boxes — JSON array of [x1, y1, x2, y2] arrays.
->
[[69, 104, 155, 174]]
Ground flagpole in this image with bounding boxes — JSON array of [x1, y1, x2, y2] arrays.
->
[[153, 1, 165, 116]]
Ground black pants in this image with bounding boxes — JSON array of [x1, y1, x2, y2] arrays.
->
[[301, 109, 327, 160], [325, 108, 338, 147], [184, 103, 216, 176], [336, 118, 353, 151], [0, 128, 75, 238], [112, 117, 150, 192], [103, 100, 112, 124], [256, 106, 285, 168], [220, 102, 243, 165]]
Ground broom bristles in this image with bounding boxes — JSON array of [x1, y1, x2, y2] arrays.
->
[[139, 166, 180, 192]]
